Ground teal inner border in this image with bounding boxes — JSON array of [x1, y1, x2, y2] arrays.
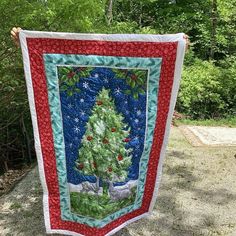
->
[[43, 54, 162, 228]]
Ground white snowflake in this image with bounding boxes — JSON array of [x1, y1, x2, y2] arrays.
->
[[73, 126, 80, 133], [83, 82, 89, 89], [74, 117, 79, 123], [114, 87, 121, 95], [125, 110, 130, 115], [69, 143, 73, 148], [134, 135, 139, 140], [68, 103, 73, 109], [124, 101, 128, 104], [80, 98, 84, 103], [66, 115, 70, 119], [80, 111, 85, 116], [94, 73, 99, 78], [104, 78, 109, 83], [134, 119, 139, 123], [137, 110, 142, 116]]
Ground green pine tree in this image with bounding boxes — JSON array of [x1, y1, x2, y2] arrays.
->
[[75, 88, 133, 190]]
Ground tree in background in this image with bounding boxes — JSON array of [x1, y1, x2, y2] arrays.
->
[[75, 88, 132, 194], [0, 0, 107, 172]]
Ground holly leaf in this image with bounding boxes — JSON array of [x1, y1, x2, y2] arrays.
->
[[133, 92, 139, 100], [67, 79, 75, 86], [124, 89, 131, 95], [137, 87, 145, 95], [131, 80, 136, 88], [75, 88, 81, 93], [60, 85, 68, 91], [67, 90, 73, 97]]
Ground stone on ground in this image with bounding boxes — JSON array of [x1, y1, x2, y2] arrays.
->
[[180, 126, 236, 146]]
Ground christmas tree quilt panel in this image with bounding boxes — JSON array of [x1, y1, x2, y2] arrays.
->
[[19, 31, 186, 236]]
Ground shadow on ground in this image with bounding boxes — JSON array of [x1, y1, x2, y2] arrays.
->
[[0, 127, 236, 236]]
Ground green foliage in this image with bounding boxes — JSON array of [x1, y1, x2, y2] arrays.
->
[[0, 0, 107, 171], [174, 117, 236, 128], [58, 66, 93, 96], [177, 58, 236, 119], [10, 202, 22, 210], [112, 68, 147, 99], [70, 188, 136, 219], [75, 89, 132, 182], [218, 56, 236, 115]]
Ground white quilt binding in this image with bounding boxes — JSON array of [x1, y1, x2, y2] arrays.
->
[[19, 30, 186, 236]]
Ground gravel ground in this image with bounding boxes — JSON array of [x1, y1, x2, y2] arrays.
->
[[0, 126, 236, 236]]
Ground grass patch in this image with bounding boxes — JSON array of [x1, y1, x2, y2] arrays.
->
[[10, 202, 22, 210], [174, 117, 236, 128], [70, 188, 136, 219], [23, 211, 34, 218]]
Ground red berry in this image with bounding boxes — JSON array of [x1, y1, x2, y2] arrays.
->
[[103, 138, 109, 144], [68, 72, 75, 78], [111, 127, 116, 132], [123, 138, 131, 142], [108, 167, 112, 172], [97, 101, 103, 105], [87, 136, 93, 141], [131, 74, 137, 80], [118, 154, 123, 161], [78, 163, 84, 170], [93, 162, 97, 168]]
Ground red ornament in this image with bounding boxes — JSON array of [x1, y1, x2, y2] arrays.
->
[[97, 101, 103, 105], [123, 138, 131, 142], [131, 74, 137, 81], [103, 138, 109, 144], [108, 167, 112, 172], [118, 154, 123, 161], [67, 72, 75, 78], [78, 163, 84, 170], [111, 127, 116, 132], [93, 162, 97, 168], [87, 136, 93, 141]]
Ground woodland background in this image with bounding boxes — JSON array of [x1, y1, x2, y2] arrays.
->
[[0, 0, 235, 173]]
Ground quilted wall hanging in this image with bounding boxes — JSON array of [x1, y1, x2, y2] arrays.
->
[[19, 30, 186, 236]]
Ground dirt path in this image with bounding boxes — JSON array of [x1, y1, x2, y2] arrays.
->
[[0, 127, 236, 236]]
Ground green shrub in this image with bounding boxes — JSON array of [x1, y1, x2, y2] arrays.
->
[[218, 56, 236, 115], [176, 59, 236, 119]]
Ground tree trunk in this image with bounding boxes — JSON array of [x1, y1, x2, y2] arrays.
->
[[21, 115, 32, 164], [106, 0, 113, 26], [210, 0, 218, 60], [95, 176, 100, 193]]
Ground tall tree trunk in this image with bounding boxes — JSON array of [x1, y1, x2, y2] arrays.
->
[[106, 0, 113, 26], [21, 115, 32, 164], [210, 0, 218, 60]]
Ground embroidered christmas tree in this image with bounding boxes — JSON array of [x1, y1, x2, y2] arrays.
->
[[75, 88, 133, 184]]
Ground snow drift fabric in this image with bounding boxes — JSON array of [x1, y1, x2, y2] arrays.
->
[[19, 30, 186, 236]]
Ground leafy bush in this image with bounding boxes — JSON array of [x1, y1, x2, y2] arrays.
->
[[0, 0, 107, 173], [176, 58, 236, 119], [218, 56, 236, 115]]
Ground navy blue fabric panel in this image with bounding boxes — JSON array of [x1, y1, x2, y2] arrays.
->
[[59, 67, 147, 186]]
